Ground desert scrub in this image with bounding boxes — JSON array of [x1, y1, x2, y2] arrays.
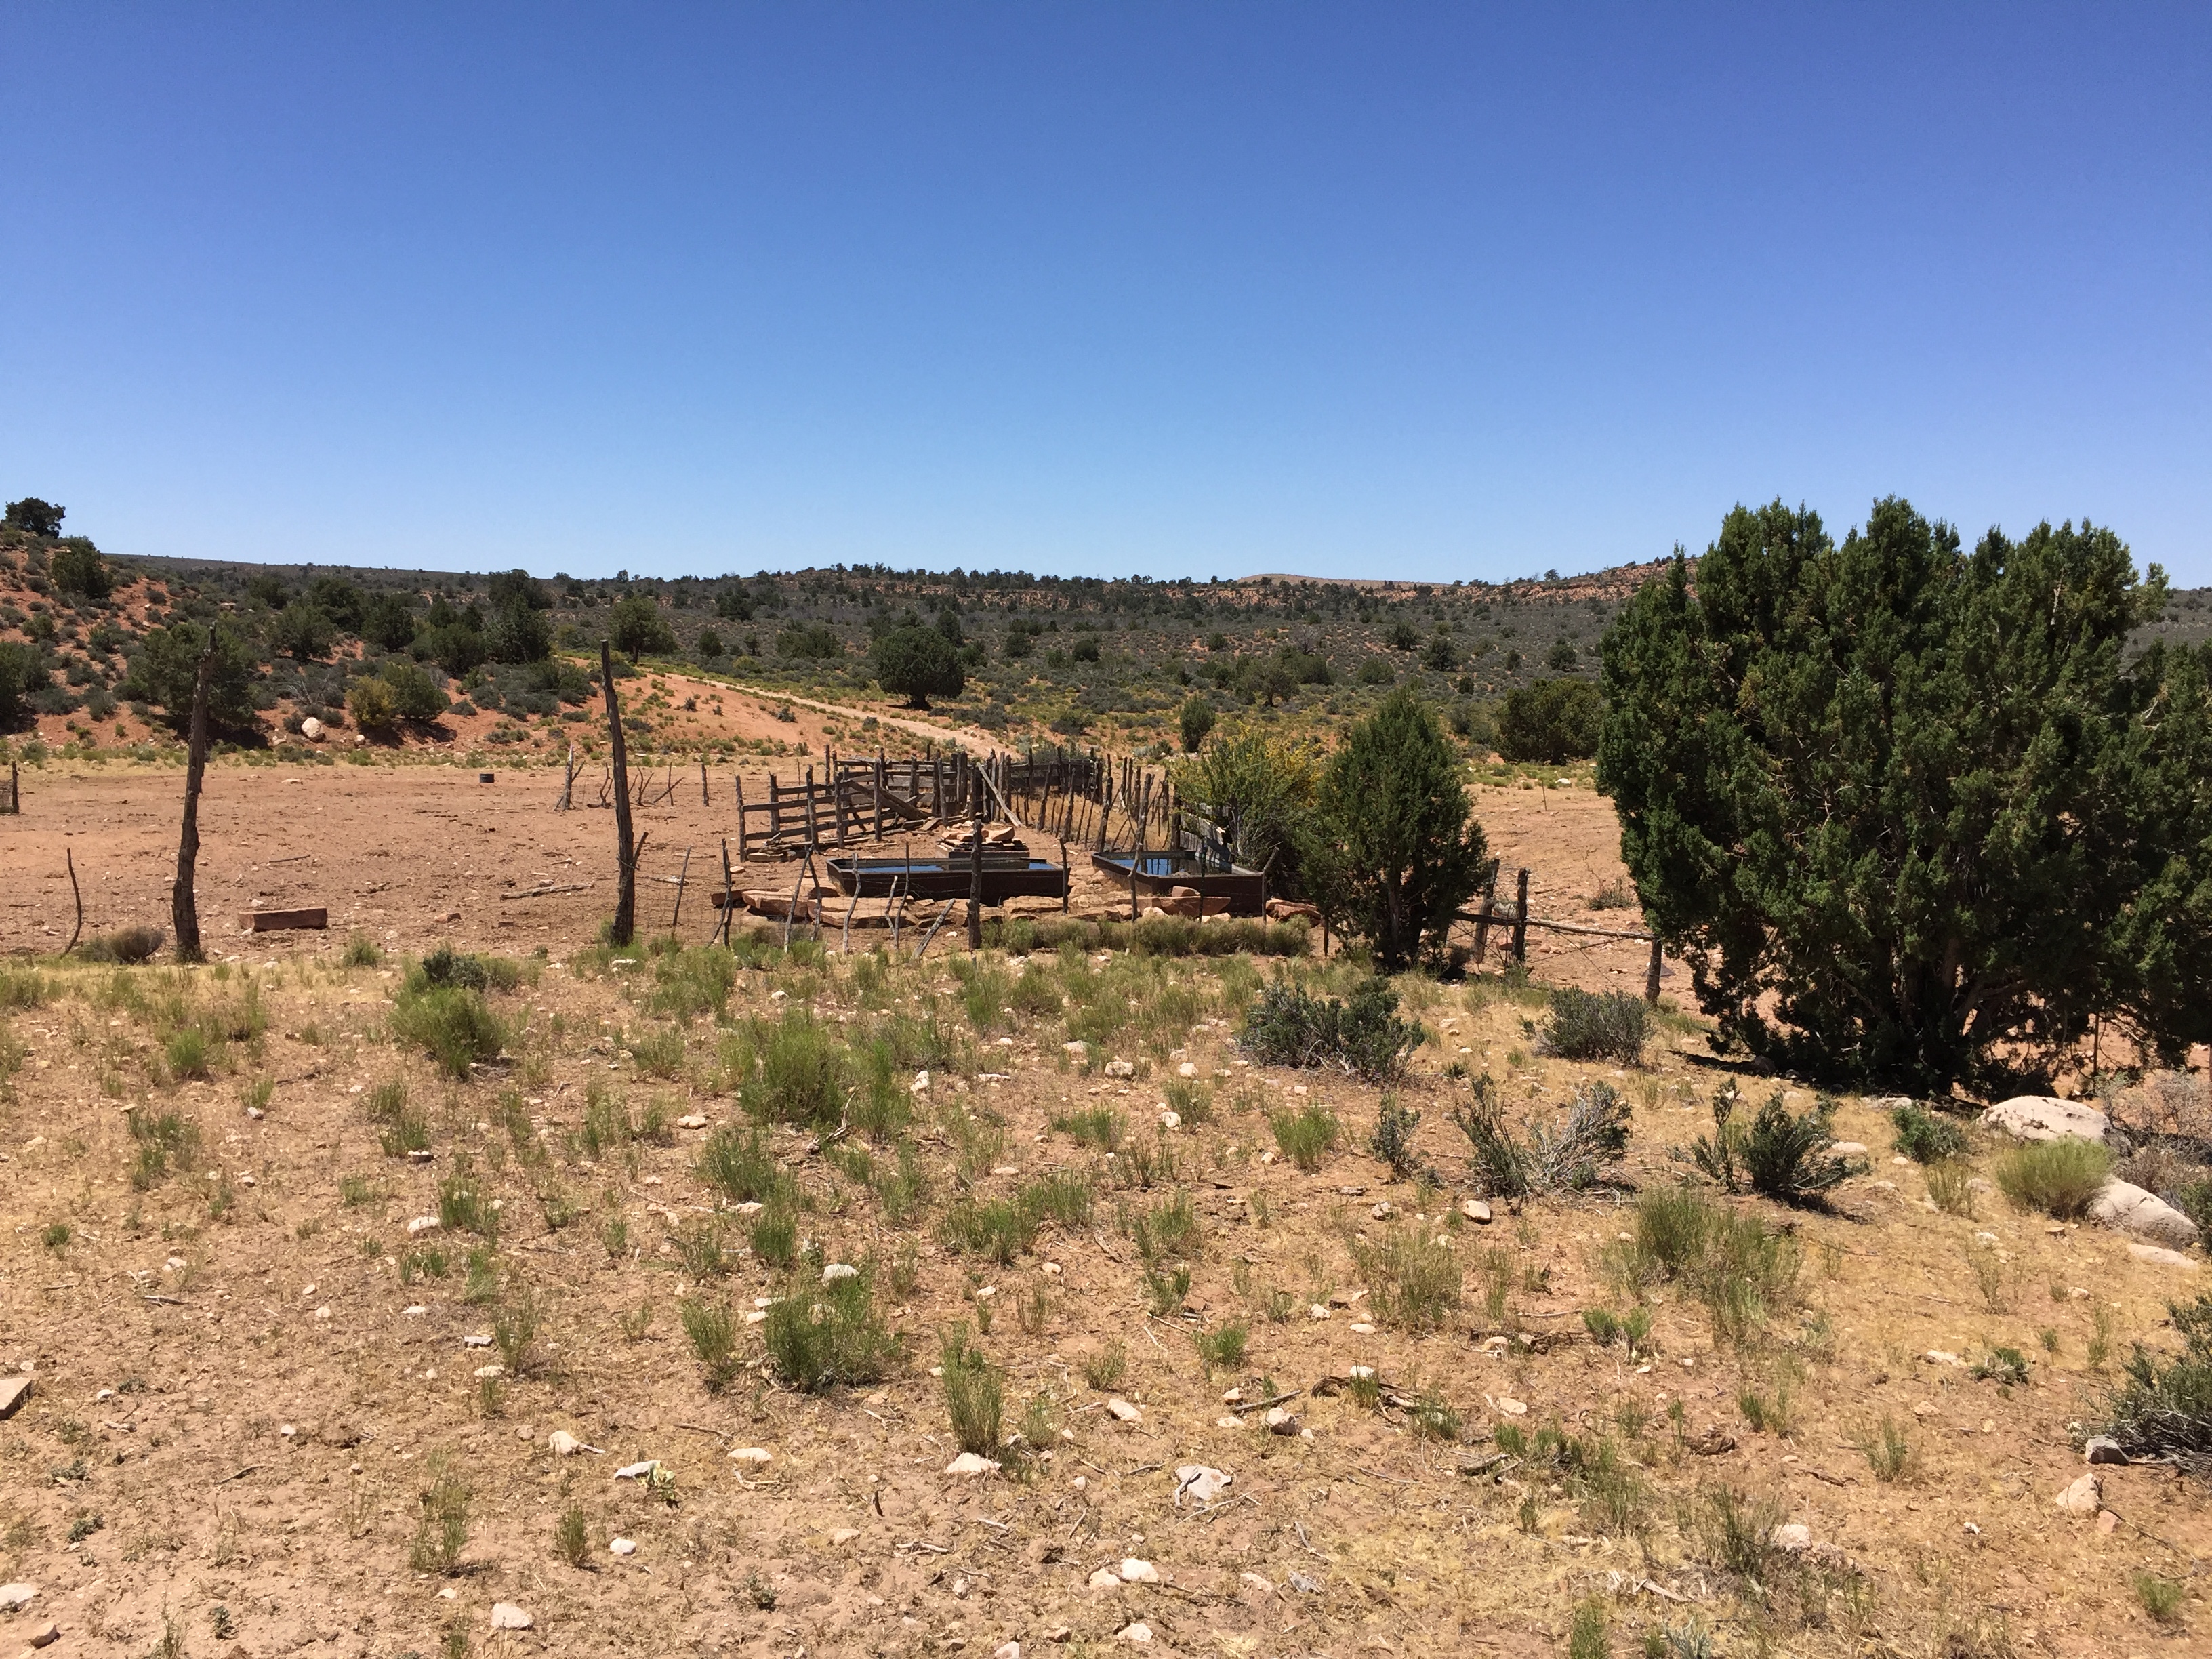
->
[[647, 945, 737, 1019], [939, 1324, 1004, 1455], [391, 985, 508, 1079], [1993, 1136, 2113, 1218], [408, 1456, 472, 1574], [1605, 1185, 1800, 1347], [696, 1124, 797, 1206], [1689, 1083, 1855, 1204], [1270, 1103, 1340, 1171], [764, 1264, 901, 1389], [410, 945, 523, 993], [1240, 975, 1421, 1082], [2100, 1288, 2212, 1467], [1452, 1075, 1629, 1197], [1351, 1225, 1462, 1331], [126, 1107, 201, 1189], [1542, 987, 1650, 1065], [1367, 1094, 1426, 1180], [735, 1010, 847, 1127], [1052, 1105, 1125, 1151], [680, 1295, 742, 1392], [1890, 1101, 1969, 1164]]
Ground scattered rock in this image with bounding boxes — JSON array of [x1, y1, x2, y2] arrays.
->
[[676, 1113, 708, 1130], [1158, 1110, 1180, 1129], [1980, 1095, 2109, 1144], [1107, 1398, 1143, 1424], [1689, 1429, 1737, 1456], [1370, 1201, 1393, 1220], [1172, 1464, 1231, 1506], [822, 1263, 860, 1283], [489, 1603, 533, 1631], [548, 1430, 594, 1456], [1923, 1350, 1966, 1368], [1308, 1304, 1330, 1320], [1461, 1198, 1492, 1223], [1770, 1522, 1814, 1551], [407, 1216, 442, 1235], [994, 1644, 1021, 1659], [1118, 1559, 1160, 1584], [0, 1376, 33, 1419], [1826, 1141, 1869, 1158], [945, 1452, 1000, 1477], [1105, 1060, 1136, 1078], [1064, 1041, 1090, 1059], [613, 1460, 661, 1481], [463, 1334, 493, 1348], [2090, 1181, 2201, 1249], [2055, 1472, 2102, 1515], [1176, 1062, 1198, 1078], [1087, 1568, 1122, 1590], [27, 1621, 59, 1649], [1042, 1627, 1071, 1643], [2084, 1435, 2127, 1465], [1494, 1397, 1528, 1417], [2097, 1509, 2120, 1535], [1240, 1570, 1276, 1598], [1116, 1622, 1152, 1643], [2128, 1242, 2198, 1269], [300, 716, 324, 741], [1264, 1406, 1301, 1435], [0, 1584, 36, 1613], [729, 1447, 773, 1468], [830, 1528, 861, 1546], [1287, 1570, 1323, 1594], [609, 1537, 636, 1556]]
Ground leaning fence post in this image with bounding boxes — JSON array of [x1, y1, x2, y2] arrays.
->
[[1511, 867, 1530, 965]]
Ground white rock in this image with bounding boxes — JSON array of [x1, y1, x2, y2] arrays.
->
[[1370, 1201, 1393, 1220], [1461, 1198, 1492, 1223], [548, 1430, 586, 1456], [613, 1460, 660, 1480], [407, 1217, 442, 1238], [1215, 1415, 1245, 1429], [1107, 1397, 1143, 1423], [729, 1446, 772, 1467], [300, 716, 324, 741], [823, 1262, 860, 1283], [1240, 1570, 1275, 1597], [0, 1584, 36, 1612], [2055, 1472, 2102, 1515], [2090, 1181, 2201, 1249], [1176, 1062, 1198, 1078], [473, 1364, 503, 1379], [1981, 1096, 2109, 1144], [463, 1334, 493, 1347], [1495, 1397, 1529, 1416], [313, 1305, 331, 1320], [1923, 1350, 1965, 1367], [994, 1644, 1021, 1659], [1158, 1110, 1180, 1130], [911, 1070, 932, 1093], [1770, 1522, 1813, 1551], [945, 1452, 1000, 1477], [1118, 1558, 1160, 1584], [609, 1536, 636, 1556], [1173, 1464, 1232, 1505], [1118, 1622, 1153, 1643], [1826, 1141, 1869, 1158], [2127, 1242, 2198, 1269], [1308, 1304, 1330, 1320], [831, 1527, 861, 1545], [489, 1603, 533, 1630], [1105, 1059, 1136, 1078], [1264, 1406, 1300, 1435], [676, 1113, 708, 1129], [1088, 1568, 1122, 1589], [1064, 1041, 1090, 1058], [2085, 1435, 2127, 1465]]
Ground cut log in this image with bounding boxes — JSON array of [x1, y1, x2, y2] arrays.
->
[[240, 907, 328, 933]]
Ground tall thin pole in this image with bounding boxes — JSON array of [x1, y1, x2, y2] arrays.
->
[[967, 804, 984, 950], [603, 641, 638, 947], [171, 631, 216, 962]]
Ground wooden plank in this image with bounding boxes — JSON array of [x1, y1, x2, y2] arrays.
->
[[241, 907, 328, 932]]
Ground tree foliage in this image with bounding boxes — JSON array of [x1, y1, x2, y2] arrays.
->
[[1599, 497, 2212, 1090], [126, 622, 260, 728], [1306, 690, 1492, 969], [3, 497, 63, 537], [0, 641, 45, 730], [1498, 676, 1603, 762], [872, 625, 963, 708], [609, 594, 677, 659], [48, 539, 112, 600], [1171, 724, 1319, 896]]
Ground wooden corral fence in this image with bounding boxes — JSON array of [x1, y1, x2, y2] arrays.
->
[[1456, 864, 1664, 1003]]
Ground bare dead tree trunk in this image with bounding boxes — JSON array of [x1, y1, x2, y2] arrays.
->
[[603, 641, 638, 947], [171, 633, 216, 962]]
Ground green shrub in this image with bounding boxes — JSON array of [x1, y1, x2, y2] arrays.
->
[[2100, 1289, 2212, 1467], [941, 1197, 1038, 1265], [1498, 676, 1602, 764], [1352, 1225, 1462, 1332], [411, 946, 520, 993], [1052, 1106, 1124, 1151], [750, 1207, 798, 1269], [739, 1011, 847, 1127], [164, 1026, 212, 1081], [696, 1125, 795, 1206], [1193, 1322, 1248, 1374], [1242, 976, 1420, 1082], [408, 1456, 472, 1575], [342, 932, 384, 968], [762, 1265, 901, 1391], [1692, 1084, 1853, 1204], [1367, 1094, 1425, 1180], [437, 1158, 498, 1239], [1890, 1102, 1969, 1163], [2133, 1573, 2186, 1626], [1993, 1137, 2114, 1218], [1542, 988, 1650, 1065], [648, 946, 736, 1019], [630, 1027, 684, 1079], [680, 1295, 741, 1392], [555, 1503, 588, 1567], [1607, 1185, 1800, 1348], [1269, 1103, 1339, 1172], [392, 985, 508, 1079], [939, 1324, 1002, 1454], [127, 1108, 200, 1189]]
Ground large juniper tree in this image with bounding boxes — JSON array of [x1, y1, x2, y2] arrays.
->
[[1598, 497, 2212, 1090]]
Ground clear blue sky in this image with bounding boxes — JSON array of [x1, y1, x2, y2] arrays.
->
[[4, 5, 2207, 584]]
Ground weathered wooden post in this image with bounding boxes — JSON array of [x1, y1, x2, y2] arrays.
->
[[1511, 867, 1530, 966], [966, 804, 985, 951], [602, 641, 638, 947], [170, 630, 216, 962]]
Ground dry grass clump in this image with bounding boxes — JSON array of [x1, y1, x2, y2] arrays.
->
[[1992, 1137, 2112, 1218]]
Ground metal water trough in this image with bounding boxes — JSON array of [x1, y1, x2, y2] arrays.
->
[[1088, 849, 1265, 916], [824, 854, 1070, 903]]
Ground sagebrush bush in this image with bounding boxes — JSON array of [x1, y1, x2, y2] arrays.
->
[[939, 1324, 1003, 1455], [1241, 976, 1421, 1082], [1452, 1076, 1630, 1198], [1542, 987, 1650, 1064], [1890, 1102, 1969, 1164], [392, 985, 508, 1079], [1993, 1137, 2114, 1218], [739, 1011, 848, 1126], [1691, 1084, 1853, 1204], [680, 1294, 741, 1392], [696, 1125, 795, 1206], [763, 1265, 901, 1390], [1606, 1185, 1800, 1347], [2101, 1290, 2212, 1468], [411, 945, 521, 993], [1270, 1103, 1340, 1172], [1352, 1225, 1462, 1331]]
